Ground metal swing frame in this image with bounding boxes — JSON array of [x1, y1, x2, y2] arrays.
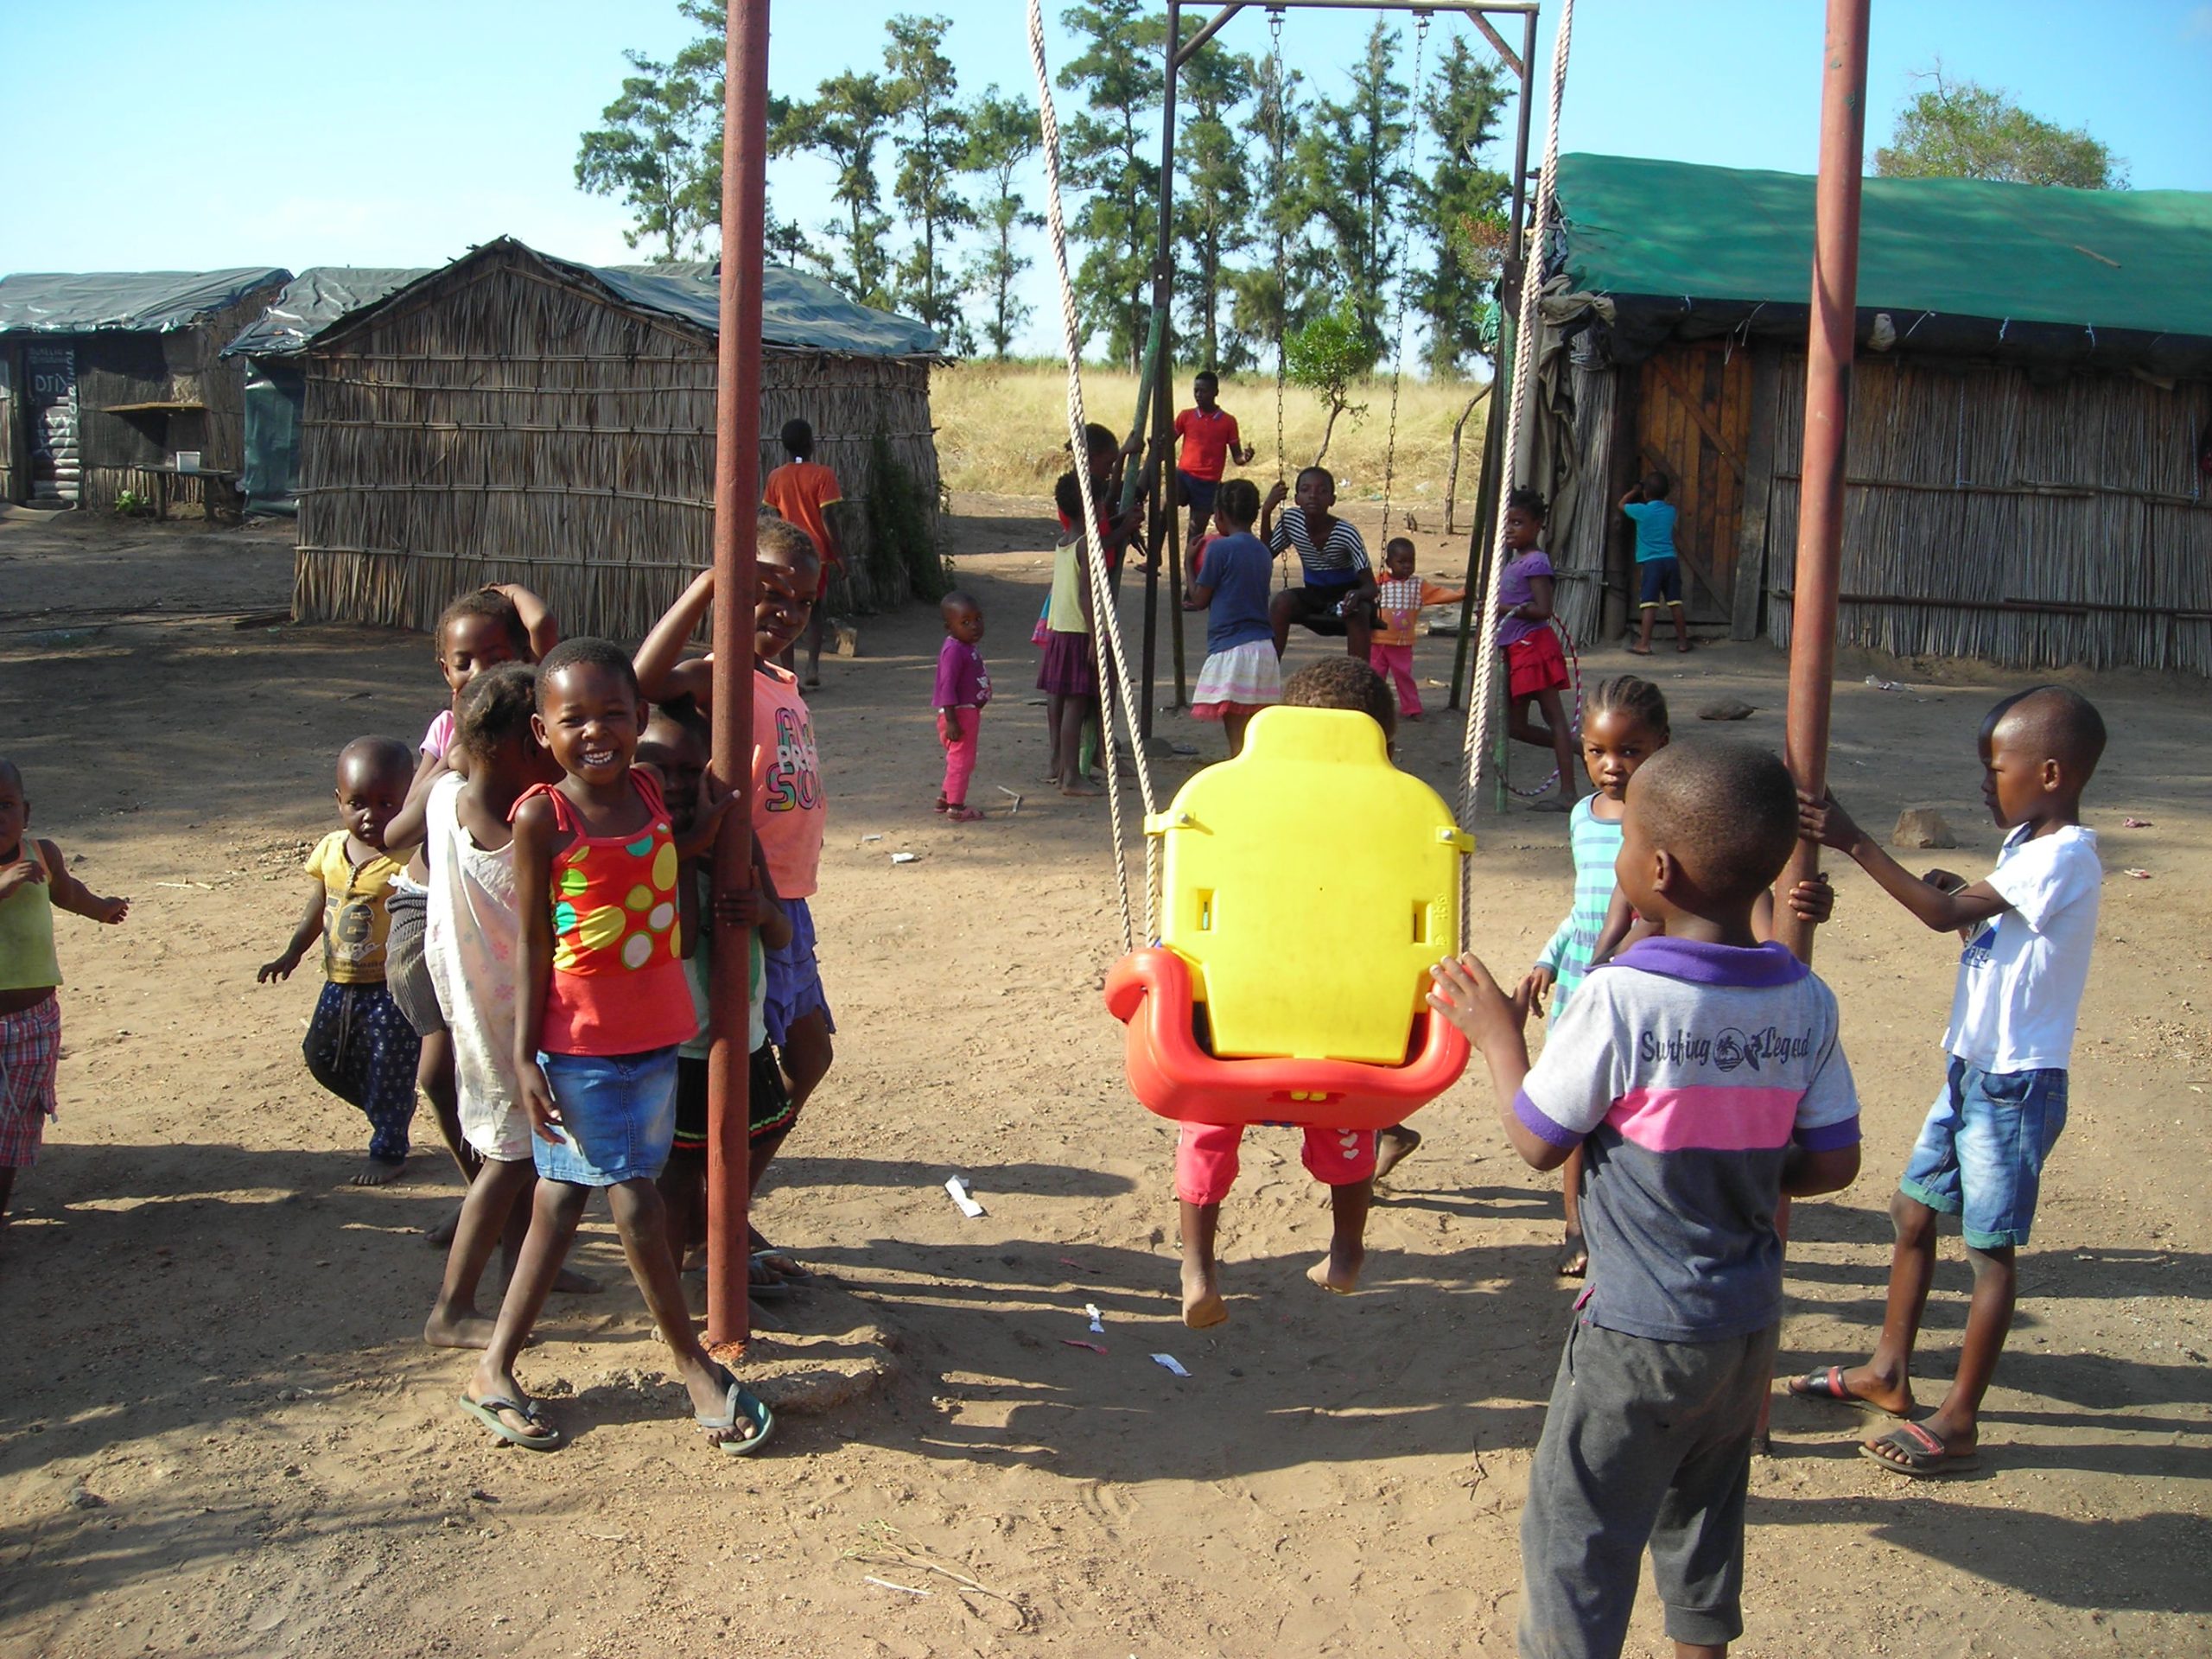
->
[[1131, 0, 1543, 743]]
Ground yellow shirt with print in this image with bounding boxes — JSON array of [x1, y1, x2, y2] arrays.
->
[[304, 830, 404, 984]]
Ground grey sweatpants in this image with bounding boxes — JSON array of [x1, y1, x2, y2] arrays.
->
[[1517, 1316, 1779, 1658]]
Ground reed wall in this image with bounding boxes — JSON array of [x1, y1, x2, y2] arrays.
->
[[295, 248, 940, 642], [1764, 355, 2212, 675]]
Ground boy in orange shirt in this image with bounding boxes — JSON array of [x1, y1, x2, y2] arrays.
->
[[761, 418, 843, 688], [1172, 372, 1255, 550]]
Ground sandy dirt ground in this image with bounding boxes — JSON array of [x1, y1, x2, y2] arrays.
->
[[1, 501, 2207, 1659]]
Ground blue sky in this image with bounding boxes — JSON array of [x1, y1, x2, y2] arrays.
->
[[8, 1, 2209, 358]]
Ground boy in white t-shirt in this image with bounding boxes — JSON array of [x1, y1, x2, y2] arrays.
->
[[1789, 685, 2106, 1478]]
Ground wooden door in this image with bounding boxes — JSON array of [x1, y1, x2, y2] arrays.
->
[[1634, 341, 1753, 626]]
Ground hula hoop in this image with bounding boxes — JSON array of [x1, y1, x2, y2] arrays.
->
[[1503, 620, 1584, 799]]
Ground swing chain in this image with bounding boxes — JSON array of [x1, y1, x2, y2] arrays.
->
[[1376, 10, 1430, 543], [1269, 7, 1288, 492]]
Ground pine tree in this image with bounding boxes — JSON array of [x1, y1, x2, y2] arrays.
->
[[1410, 37, 1512, 375], [1225, 51, 1310, 372], [1172, 35, 1254, 372], [961, 89, 1044, 358], [575, 50, 721, 262], [772, 70, 898, 308], [884, 14, 974, 340], [1298, 21, 1414, 356], [1057, 0, 1163, 368]]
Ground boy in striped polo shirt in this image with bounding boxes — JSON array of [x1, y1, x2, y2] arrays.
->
[[1431, 740, 1862, 1659], [1262, 467, 1378, 661]]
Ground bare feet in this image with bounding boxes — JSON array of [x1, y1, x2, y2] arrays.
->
[[1373, 1125, 1422, 1182], [423, 1307, 499, 1350], [1306, 1241, 1364, 1295], [944, 805, 985, 823], [1554, 1230, 1589, 1278], [425, 1205, 461, 1247], [1529, 796, 1573, 814], [552, 1266, 601, 1294], [1060, 781, 1102, 798], [349, 1156, 406, 1187], [1625, 644, 1653, 656], [1181, 1260, 1228, 1329]]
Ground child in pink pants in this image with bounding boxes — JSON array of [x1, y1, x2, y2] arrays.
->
[[934, 591, 991, 822], [1369, 537, 1465, 721]]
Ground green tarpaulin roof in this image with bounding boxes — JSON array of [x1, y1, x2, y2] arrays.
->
[[1551, 154, 2212, 375], [0, 268, 292, 335]]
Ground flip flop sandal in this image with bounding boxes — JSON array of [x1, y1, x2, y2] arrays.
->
[[1859, 1421, 1980, 1478], [458, 1392, 562, 1451], [752, 1246, 808, 1283], [696, 1367, 775, 1458], [1788, 1365, 1903, 1416]]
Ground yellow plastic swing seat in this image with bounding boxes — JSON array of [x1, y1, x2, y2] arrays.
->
[[1103, 705, 1473, 1129]]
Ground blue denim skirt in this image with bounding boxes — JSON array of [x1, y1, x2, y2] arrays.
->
[[533, 1046, 680, 1186]]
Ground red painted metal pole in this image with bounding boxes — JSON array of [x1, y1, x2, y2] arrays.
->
[[1775, 0, 1869, 967], [706, 0, 770, 1356], [1759, 0, 1868, 1454]]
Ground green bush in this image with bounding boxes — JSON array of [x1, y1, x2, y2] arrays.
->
[[867, 430, 951, 601]]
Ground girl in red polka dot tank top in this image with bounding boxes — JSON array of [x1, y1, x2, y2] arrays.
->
[[458, 639, 771, 1458]]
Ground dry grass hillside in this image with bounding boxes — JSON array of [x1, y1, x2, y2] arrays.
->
[[932, 360, 1492, 528]]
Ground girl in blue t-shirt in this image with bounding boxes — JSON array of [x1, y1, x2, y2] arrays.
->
[[1183, 478, 1280, 757]]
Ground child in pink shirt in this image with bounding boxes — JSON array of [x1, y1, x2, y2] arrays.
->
[[634, 514, 832, 1289], [933, 591, 991, 821]]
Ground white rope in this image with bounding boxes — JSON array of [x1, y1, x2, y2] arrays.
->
[[1459, 0, 1574, 949], [1027, 0, 1161, 950]]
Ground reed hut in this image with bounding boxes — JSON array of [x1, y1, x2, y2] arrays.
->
[[1523, 155, 2212, 676], [292, 238, 945, 640], [0, 268, 290, 512], [223, 268, 429, 516]]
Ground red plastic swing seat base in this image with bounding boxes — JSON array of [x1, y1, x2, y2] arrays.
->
[[1103, 946, 1470, 1131]]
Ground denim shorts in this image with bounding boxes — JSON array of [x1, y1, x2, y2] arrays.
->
[[1637, 556, 1683, 608], [1898, 1058, 2068, 1249], [533, 1046, 679, 1186]]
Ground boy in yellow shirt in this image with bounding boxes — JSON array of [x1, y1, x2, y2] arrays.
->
[[260, 737, 420, 1185]]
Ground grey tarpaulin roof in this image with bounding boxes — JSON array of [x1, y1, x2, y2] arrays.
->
[[307, 238, 942, 359], [222, 267, 430, 359], [601, 257, 944, 357], [0, 268, 292, 335]]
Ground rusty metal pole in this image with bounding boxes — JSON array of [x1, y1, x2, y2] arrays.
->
[[705, 0, 770, 1357], [1758, 0, 1868, 1453], [1775, 0, 1869, 966]]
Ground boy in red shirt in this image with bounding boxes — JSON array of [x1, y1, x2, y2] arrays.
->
[[1172, 372, 1254, 550], [761, 418, 842, 689]]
